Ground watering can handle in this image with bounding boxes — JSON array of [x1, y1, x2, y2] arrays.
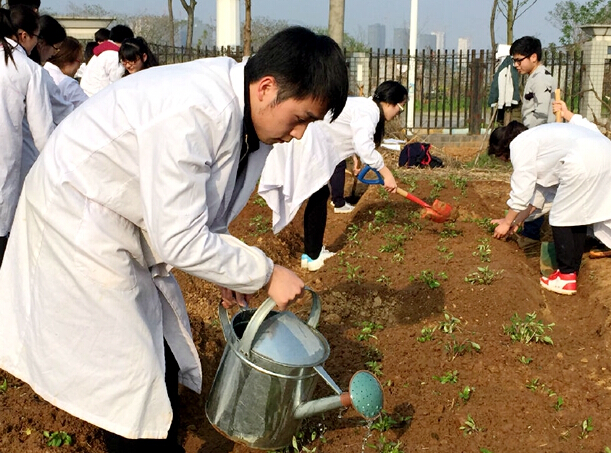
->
[[357, 165, 384, 185], [238, 286, 321, 358]]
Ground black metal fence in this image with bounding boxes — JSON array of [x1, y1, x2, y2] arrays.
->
[[148, 44, 584, 135]]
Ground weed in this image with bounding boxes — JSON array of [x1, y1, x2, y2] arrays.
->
[[465, 266, 501, 285], [519, 356, 533, 365], [433, 370, 458, 384], [417, 326, 436, 343], [554, 396, 564, 411], [43, 431, 73, 447], [579, 417, 594, 439], [366, 360, 383, 376], [429, 178, 446, 199], [444, 338, 481, 361], [449, 174, 468, 196], [355, 321, 384, 341], [459, 414, 482, 435], [0, 379, 7, 393], [473, 237, 492, 262], [248, 214, 270, 235], [438, 312, 461, 334], [440, 222, 462, 239], [252, 196, 267, 207], [459, 386, 474, 402], [503, 312, 554, 345]]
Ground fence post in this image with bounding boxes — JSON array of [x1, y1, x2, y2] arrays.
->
[[469, 56, 484, 134]]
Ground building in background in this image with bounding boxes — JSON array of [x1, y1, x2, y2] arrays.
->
[[458, 37, 471, 54], [432, 31, 445, 51], [393, 27, 409, 52], [367, 23, 386, 51], [418, 33, 436, 52]]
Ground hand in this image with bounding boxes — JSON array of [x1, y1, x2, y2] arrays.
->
[[493, 220, 512, 239], [552, 99, 573, 121], [219, 287, 251, 309], [383, 174, 398, 194], [351, 155, 360, 175], [265, 265, 305, 310]]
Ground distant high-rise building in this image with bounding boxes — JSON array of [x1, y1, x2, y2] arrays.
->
[[393, 27, 409, 52], [458, 37, 471, 54], [432, 31, 445, 51], [418, 33, 436, 51], [368, 23, 386, 51]]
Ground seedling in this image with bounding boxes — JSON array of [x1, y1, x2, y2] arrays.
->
[[429, 178, 446, 199], [526, 378, 540, 391], [248, 214, 270, 235], [519, 356, 533, 365], [344, 262, 363, 284], [379, 232, 407, 253], [377, 186, 390, 201], [449, 174, 468, 196], [43, 431, 73, 447], [413, 269, 446, 289], [439, 222, 462, 239], [365, 346, 383, 361], [459, 414, 482, 435], [346, 224, 360, 244], [417, 326, 436, 343], [503, 312, 554, 345], [579, 417, 593, 439], [366, 360, 383, 377], [432, 370, 458, 384], [438, 312, 461, 334], [252, 195, 267, 207], [376, 272, 392, 286], [473, 217, 497, 234], [368, 435, 404, 453], [0, 379, 7, 393], [459, 385, 474, 402], [444, 338, 480, 361], [473, 238, 491, 262], [279, 422, 327, 453], [355, 321, 384, 341], [553, 396, 564, 411], [465, 266, 501, 285], [370, 410, 412, 432], [374, 206, 396, 224]]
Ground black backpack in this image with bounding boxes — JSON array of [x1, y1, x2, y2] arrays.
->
[[398, 142, 444, 168]]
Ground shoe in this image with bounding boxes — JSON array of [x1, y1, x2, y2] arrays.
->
[[333, 202, 355, 214], [301, 246, 335, 271], [540, 270, 577, 295]]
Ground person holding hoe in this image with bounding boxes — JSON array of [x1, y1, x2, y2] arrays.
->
[[0, 26, 348, 452]]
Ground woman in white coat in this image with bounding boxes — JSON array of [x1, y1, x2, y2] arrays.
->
[[0, 6, 53, 265], [43, 36, 88, 108], [0, 26, 348, 452], [489, 101, 611, 295]]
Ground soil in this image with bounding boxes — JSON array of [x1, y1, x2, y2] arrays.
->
[[2, 147, 611, 453]]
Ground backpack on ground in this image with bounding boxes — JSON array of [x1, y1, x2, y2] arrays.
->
[[398, 142, 444, 168]]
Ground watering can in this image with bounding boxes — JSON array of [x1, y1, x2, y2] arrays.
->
[[205, 288, 384, 450]]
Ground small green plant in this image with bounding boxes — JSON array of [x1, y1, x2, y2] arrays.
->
[[553, 396, 564, 411], [432, 370, 458, 384], [417, 326, 436, 343], [449, 174, 468, 196], [579, 417, 593, 439], [503, 312, 554, 345], [374, 207, 396, 225], [473, 237, 492, 262], [438, 312, 461, 333], [379, 232, 407, 253], [459, 385, 474, 402], [344, 262, 363, 284], [465, 266, 501, 285], [473, 217, 497, 234], [248, 214, 270, 235], [277, 423, 327, 453], [370, 410, 412, 432], [252, 195, 267, 207], [355, 321, 384, 341], [376, 272, 392, 286], [440, 222, 462, 239], [429, 178, 446, 199], [365, 346, 383, 361], [346, 224, 360, 245], [377, 186, 390, 201], [414, 269, 446, 289], [366, 360, 383, 376], [519, 356, 533, 364], [480, 449, 494, 453], [526, 378, 540, 391], [0, 379, 7, 393], [368, 435, 404, 453], [444, 338, 481, 361], [43, 431, 73, 447], [459, 414, 482, 435]]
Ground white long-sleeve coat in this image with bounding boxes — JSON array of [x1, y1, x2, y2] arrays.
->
[[43, 61, 89, 108], [0, 40, 54, 235], [508, 114, 611, 246], [0, 57, 273, 439]]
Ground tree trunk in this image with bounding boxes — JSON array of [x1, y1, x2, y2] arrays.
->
[[328, 0, 345, 48], [243, 0, 252, 56], [179, 0, 197, 49], [506, 0, 513, 44], [168, 0, 175, 47], [490, 0, 498, 52]]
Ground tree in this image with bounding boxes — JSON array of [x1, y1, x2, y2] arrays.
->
[[495, 0, 540, 44], [249, 17, 289, 51], [243, 0, 252, 56], [179, 0, 197, 49], [129, 14, 181, 46], [548, 0, 611, 50], [328, 0, 345, 48], [490, 0, 498, 52], [168, 0, 175, 47], [66, 2, 113, 17]]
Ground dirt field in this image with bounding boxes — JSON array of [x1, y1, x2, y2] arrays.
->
[[2, 146, 611, 453]]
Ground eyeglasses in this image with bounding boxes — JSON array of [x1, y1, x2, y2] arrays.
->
[[512, 55, 529, 64], [397, 103, 405, 112], [52, 44, 61, 53]]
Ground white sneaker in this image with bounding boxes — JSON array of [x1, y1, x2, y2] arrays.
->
[[333, 202, 355, 214], [301, 246, 336, 271]]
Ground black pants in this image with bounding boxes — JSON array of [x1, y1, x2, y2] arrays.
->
[[303, 184, 329, 259], [329, 160, 347, 208], [0, 234, 8, 268], [103, 341, 184, 453], [552, 225, 588, 274], [521, 216, 545, 241]]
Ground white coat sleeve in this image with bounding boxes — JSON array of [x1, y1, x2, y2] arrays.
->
[[507, 134, 539, 212], [136, 106, 273, 293], [569, 114, 602, 133], [106, 54, 125, 83], [42, 69, 73, 124], [61, 78, 89, 108], [350, 109, 385, 170], [26, 66, 54, 152]]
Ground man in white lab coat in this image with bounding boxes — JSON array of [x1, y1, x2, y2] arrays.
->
[[0, 26, 348, 452]]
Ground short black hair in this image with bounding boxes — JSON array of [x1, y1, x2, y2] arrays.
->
[[373, 81, 408, 104], [38, 15, 66, 46], [245, 26, 348, 121], [7, 0, 40, 9], [510, 36, 542, 61], [94, 27, 110, 43], [487, 121, 528, 160], [84, 41, 96, 64], [109, 24, 134, 43], [119, 37, 158, 69]]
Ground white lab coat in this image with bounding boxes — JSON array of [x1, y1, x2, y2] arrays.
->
[[43, 61, 89, 108], [80, 45, 125, 96], [0, 57, 274, 439], [508, 114, 611, 246], [0, 39, 54, 235]]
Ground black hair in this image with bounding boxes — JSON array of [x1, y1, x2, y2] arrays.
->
[[4, 5, 38, 65], [94, 27, 110, 43], [119, 36, 158, 70], [109, 24, 134, 43], [245, 26, 348, 121], [509, 36, 542, 61], [1, 8, 16, 65], [28, 14, 65, 64], [487, 121, 528, 160], [47, 36, 81, 69], [7, 0, 40, 9], [372, 80, 408, 146], [83, 40, 96, 64]]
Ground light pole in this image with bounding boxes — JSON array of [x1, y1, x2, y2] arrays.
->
[[406, 0, 418, 131]]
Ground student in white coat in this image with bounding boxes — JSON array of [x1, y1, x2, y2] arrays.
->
[[0, 26, 348, 452], [489, 101, 611, 295], [43, 36, 88, 108], [0, 6, 53, 265]]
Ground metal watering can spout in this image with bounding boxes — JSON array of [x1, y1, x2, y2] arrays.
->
[[294, 370, 384, 420]]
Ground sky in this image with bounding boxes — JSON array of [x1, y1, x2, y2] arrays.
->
[[41, 0, 562, 50]]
